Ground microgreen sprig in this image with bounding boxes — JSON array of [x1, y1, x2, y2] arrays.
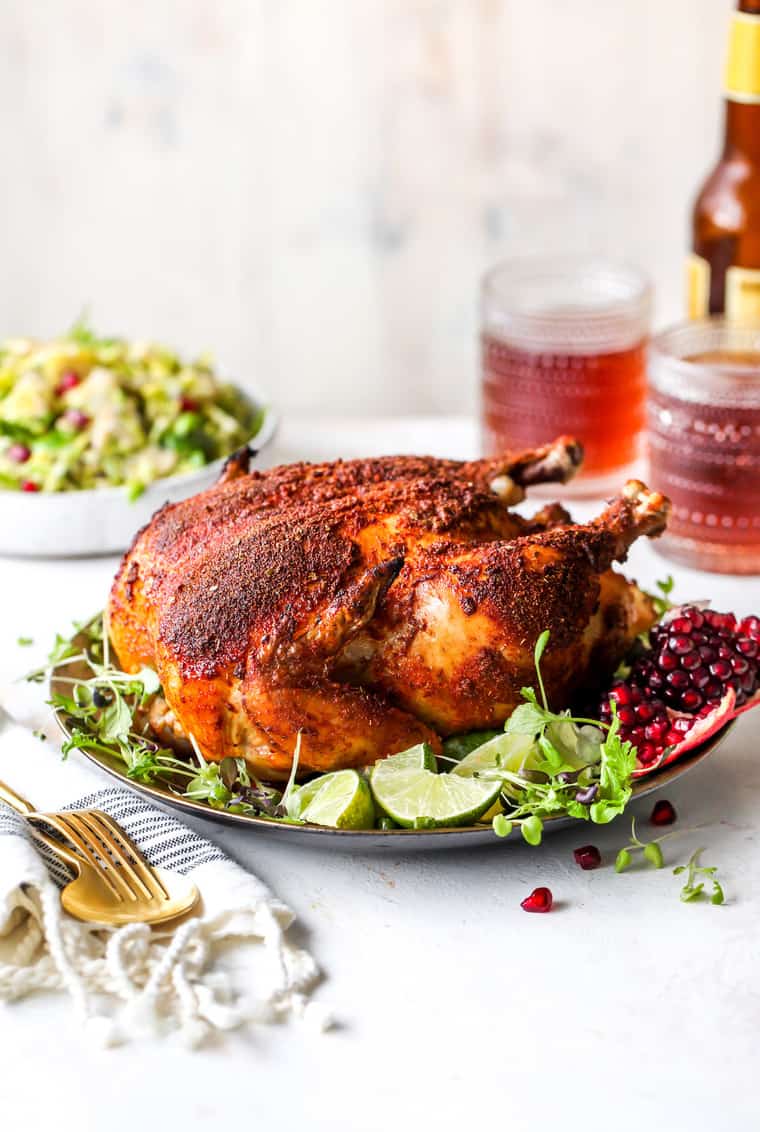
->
[[674, 848, 725, 905], [614, 816, 674, 872]]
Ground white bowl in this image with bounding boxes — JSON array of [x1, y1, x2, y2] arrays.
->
[[0, 398, 278, 558]]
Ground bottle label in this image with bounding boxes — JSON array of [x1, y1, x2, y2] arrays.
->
[[686, 253, 710, 319], [725, 12, 760, 103], [725, 265, 760, 322]]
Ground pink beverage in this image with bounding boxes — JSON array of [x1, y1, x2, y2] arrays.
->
[[481, 259, 652, 496], [647, 323, 760, 573]]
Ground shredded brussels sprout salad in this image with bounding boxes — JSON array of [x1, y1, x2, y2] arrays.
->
[[0, 318, 264, 497]]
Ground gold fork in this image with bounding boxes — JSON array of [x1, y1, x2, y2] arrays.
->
[[0, 778, 199, 926]]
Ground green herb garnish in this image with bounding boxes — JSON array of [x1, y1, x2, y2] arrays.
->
[[674, 848, 725, 905]]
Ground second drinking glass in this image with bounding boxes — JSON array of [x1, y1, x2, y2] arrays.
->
[[481, 258, 652, 495]]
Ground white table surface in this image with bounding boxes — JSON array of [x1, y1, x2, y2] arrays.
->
[[1, 416, 758, 1132]]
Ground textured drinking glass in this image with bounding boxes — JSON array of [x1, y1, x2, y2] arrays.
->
[[647, 320, 760, 574], [481, 258, 652, 495]]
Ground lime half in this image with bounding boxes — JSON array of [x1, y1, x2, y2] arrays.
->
[[291, 770, 375, 830], [370, 759, 502, 829]]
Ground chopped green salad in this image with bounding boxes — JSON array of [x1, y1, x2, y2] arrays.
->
[[0, 319, 264, 495]]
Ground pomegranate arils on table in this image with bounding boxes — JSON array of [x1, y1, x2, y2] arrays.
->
[[599, 603, 760, 774], [573, 845, 601, 870], [650, 800, 677, 826], [520, 887, 553, 913]]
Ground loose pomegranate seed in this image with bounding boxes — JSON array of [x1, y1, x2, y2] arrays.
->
[[650, 799, 677, 826], [21, 480, 39, 492], [573, 845, 601, 870], [180, 396, 199, 412], [56, 370, 80, 393], [7, 442, 31, 463], [520, 887, 553, 913]]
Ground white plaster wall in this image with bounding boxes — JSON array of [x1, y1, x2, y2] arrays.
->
[[0, 0, 733, 415]]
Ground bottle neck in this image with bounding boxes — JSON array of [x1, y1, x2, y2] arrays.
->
[[723, 99, 760, 160]]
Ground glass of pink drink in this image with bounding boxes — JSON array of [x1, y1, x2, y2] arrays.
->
[[648, 320, 760, 574]]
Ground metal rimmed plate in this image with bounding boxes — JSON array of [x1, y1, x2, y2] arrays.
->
[[50, 635, 735, 851]]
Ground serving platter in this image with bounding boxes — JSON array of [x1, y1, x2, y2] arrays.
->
[[50, 638, 734, 851]]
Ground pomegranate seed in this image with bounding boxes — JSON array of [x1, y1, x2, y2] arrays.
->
[[520, 887, 553, 913], [740, 616, 760, 639], [737, 638, 758, 658], [691, 666, 710, 688], [645, 720, 669, 741], [637, 742, 659, 765], [669, 616, 693, 634], [180, 396, 199, 412], [573, 845, 601, 870], [710, 659, 732, 680], [7, 442, 31, 463], [617, 706, 636, 726], [21, 480, 39, 492], [680, 689, 703, 711], [62, 408, 90, 430], [659, 650, 679, 671], [56, 370, 80, 393], [635, 702, 656, 723], [650, 799, 677, 826]]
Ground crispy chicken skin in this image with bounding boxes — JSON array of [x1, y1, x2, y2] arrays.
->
[[108, 439, 669, 780]]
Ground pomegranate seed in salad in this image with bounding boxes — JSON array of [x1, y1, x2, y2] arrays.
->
[[7, 443, 31, 463], [56, 370, 80, 394], [21, 480, 40, 492]]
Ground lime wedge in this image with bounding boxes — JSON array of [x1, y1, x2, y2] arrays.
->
[[442, 730, 500, 762], [370, 758, 502, 829], [381, 742, 438, 772], [291, 770, 375, 830], [453, 732, 537, 778], [452, 732, 537, 822]]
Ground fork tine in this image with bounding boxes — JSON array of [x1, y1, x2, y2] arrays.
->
[[53, 813, 138, 902], [33, 813, 127, 901], [87, 811, 170, 901], [74, 811, 159, 903]]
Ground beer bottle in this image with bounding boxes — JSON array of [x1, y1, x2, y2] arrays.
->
[[688, 0, 760, 321]]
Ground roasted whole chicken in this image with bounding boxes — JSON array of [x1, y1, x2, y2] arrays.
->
[[108, 438, 670, 780]]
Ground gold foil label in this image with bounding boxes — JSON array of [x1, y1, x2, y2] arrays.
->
[[725, 12, 760, 102], [725, 265, 760, 323], [686, 253, 710, 320]]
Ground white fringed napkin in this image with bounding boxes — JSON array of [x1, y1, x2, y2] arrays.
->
[[0, 693, 331, 1048]]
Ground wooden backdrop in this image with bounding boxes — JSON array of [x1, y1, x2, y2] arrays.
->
[[0, 0, 732, 415]]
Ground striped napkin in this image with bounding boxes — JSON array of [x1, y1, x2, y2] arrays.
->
[[0, 693, 331, 1048]]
